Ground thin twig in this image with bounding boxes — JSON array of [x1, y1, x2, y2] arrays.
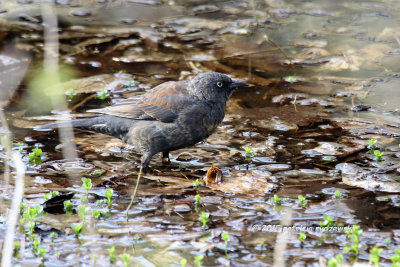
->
[[0, 110, 11, 189], [267, 38, 292, 62], [125, 166, 143, 220], [1, 152, 25, 267]]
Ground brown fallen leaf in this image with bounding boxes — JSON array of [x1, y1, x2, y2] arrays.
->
[[204, 165, 222, 185], [206, 169, 272, 196]]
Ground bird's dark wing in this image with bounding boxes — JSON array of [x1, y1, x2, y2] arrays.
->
[[87, 80, 194, 123]]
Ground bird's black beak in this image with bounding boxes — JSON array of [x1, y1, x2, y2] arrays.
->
[[230, 80, 248, 89]]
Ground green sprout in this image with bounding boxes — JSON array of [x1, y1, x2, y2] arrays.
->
[[334, 190, 343, 198], [125, 80, 136, 87], [195, 194, 201, 212], [28, 147, 42, 165], [180, 258, 187, 267], [92, 209, 111, 220], [369, 246, 383, 267], [221, 231, 230, 257], [244, 147, 252, 161], [78, 204, 89, 224], [391, 249, 400, 267], [193, 179, 200, 189], [273, 194, 281, 206], [299, 232, 307, 242], [105, 188, 113, 208], [297, 195, 307, 208], [63, 200, 73, 214], [369, 139, 377, 151], [13, 241, 20, 258], [50, 231, 58, 242], [327, 254, 343, 267], [32, 237, 47, 258], [81, 177, 92, 199], [320, 215, 334, 227], [65, 88, 77, 101], [19, 202, 26, 216], [23, 206, 43, 234], [108, 246, 116, 264], [16, 142, 24, 153], [92, 169, 104, 177], [322, 156, 334, 162], [44, 190, 59, 201], [194, 255, 203, 267], [373, 150, 383, 162], [344, 225, 363, 257], [259, 241, 265, 252], [71, 223, 83, 236], [96, 89, 109, 100], [198, 212, 210, 230], [120, 253, 131, 267], [285, 76, 298, 83]]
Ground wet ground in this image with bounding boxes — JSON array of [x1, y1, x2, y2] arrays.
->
[[1, 0, 400, 266]]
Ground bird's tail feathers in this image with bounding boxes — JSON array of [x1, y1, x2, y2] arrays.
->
[[34, 118, 96, 131]]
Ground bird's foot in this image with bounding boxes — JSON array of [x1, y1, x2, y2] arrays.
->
[[162, 157, 171, 165], [161, 151, 170, 165]]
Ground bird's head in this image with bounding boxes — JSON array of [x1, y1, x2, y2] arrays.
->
[[188, 72, 248, 103]]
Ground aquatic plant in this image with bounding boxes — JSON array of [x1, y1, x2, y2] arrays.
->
[[71, 223, 83, 236], [391, 249, 400, 267], [63, 200, 73, 214], [28, 146, 42, 165], [297, 195, 307, 207], [344, 225, 362, 257], [22, 205, 43, 234], [96, 89, 109, 100], [369, 139, 377, 151], [81, 177, 92, 200], [193, 178, 200, 189], [105, 188, 113, 208], [373, 150, 383, 162], [369, 246, 383, 267], [180, 258, 187, 267], [244, 147, 252, 161], [44, 190, 59, 201], [327, 254, 343, 267], [120, 253, 131, 267], [299, 232, 307, 242], [195, 194, 201, 212], [65, 88, 76, 101], [108, 246, 116, 264], [198, 212, 210, 230], [273, 194, 282, 206], [194, 255, 203, 267], [32, 237, 47, 258], [221, 231, 230, 257], [320, 215, 334, 227], [334, 190, 343, 198]]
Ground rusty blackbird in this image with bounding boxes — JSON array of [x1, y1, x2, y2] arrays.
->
[[37, 72, 248, 171]]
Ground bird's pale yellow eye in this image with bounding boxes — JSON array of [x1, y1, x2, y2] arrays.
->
[[217, 81, 223, 87]]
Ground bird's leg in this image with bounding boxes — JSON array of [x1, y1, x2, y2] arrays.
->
[[140, 153, 153, 173], [162, 151, 170, 165]]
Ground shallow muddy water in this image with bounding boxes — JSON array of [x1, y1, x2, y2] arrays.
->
[[1, 0, 400, 266]]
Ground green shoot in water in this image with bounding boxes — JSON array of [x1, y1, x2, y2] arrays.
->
[[199, 212, 210, 230], [28, 147, 42, 165]]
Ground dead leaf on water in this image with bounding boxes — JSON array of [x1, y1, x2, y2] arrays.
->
[[206, 169, 272, 195], [204, 165, 222, 185]]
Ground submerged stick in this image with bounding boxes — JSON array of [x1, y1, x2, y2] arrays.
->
[[125, 166, 143, 220]]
